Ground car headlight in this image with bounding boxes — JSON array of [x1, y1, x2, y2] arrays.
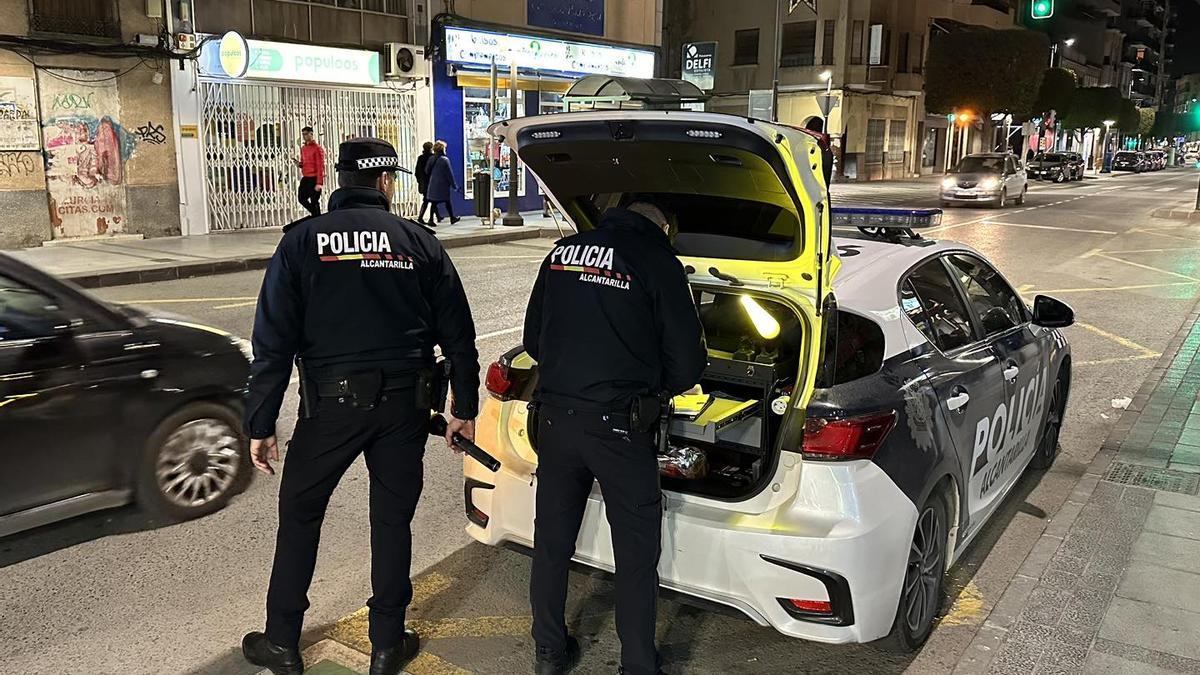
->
[[941, 177, 956, 189], [979, 177, 1000, 190]]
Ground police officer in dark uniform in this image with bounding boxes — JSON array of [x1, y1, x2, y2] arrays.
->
[[241, 138, 480, 675], [523, 201, 707, 675]]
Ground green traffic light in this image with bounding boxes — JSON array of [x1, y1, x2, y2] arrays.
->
[[1032, 0, 1053, 19]]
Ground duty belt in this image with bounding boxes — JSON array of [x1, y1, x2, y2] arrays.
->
[[314, 373, 417, 398]]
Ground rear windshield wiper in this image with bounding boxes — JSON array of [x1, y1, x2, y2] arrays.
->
[[708, 266, 744, 287]]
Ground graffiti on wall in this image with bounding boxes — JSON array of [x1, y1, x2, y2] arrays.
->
[[133, 120, 166, 145], [0, 151, 37, 178], [39, 70, 137, 239], [0, 76, 40, 151]]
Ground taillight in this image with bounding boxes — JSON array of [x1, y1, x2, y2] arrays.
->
[[802, 411, 896, 460], [485, 361, 516, 400], [788, 599, 832, 614]]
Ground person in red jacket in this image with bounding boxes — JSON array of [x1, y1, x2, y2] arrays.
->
[[296, 126, 325, 216]]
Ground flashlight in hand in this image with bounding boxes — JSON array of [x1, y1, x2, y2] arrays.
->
[[429, 413, 501, 472]]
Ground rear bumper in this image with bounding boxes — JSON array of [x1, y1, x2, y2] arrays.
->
[[464, 455, 918, 644]]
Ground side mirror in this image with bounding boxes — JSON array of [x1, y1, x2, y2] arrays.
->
[[1032, 295, 1074, 328]]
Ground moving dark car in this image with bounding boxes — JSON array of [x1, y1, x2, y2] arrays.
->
[[1028, 152, 1083, 182], [0, 253, 252, 538], [1111, 151, 1144, 173]]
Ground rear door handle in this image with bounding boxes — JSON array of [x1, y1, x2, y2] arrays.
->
[[946, 388, 970, 412], [1003, 362, 1020, 382]]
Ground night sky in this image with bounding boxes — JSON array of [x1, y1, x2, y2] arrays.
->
[[1174, 0, 1200, 76]]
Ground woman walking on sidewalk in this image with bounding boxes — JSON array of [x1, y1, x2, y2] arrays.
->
[[425, 141, 460, 225], [414, 141, 433, 224]]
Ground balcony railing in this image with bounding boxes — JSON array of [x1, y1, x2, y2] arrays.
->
[[28, 0, 120, 39]]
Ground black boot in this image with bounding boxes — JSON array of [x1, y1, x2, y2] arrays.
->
[[242, 632, 303, 675], [370, 628, 420, 675], [534, 635, 581, 675]]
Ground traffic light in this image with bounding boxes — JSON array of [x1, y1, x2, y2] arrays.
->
[[1031, 0, 1054, 19]]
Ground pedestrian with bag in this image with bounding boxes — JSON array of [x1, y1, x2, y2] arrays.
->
[[241, 137, 480, 675], [522, 200, 707, 675]]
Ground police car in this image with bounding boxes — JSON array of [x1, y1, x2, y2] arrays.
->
[[463, 111, 1073, 650]]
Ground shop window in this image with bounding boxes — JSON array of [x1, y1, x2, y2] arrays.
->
[[28, 0, 119, 38], [734, 28, 760, 66], [539, 91, 564, 115], [887, 120, 906, 163], [821, 20, 836, 66], [850, 21, 864, 66], [921, 127, 938, 168], [463, 87, 526, 200], [780, 21, 816, 68], [866, 119, 886, 164]]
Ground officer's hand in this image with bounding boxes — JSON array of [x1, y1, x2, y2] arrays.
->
[[315, 184, 322, 192], [445, 417, 475, 452], [250, 436, 280, 476]]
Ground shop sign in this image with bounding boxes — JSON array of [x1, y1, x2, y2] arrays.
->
[[200, 33, 381, 86], [681, 42, 716, 91], [443, 27, 654, 79]]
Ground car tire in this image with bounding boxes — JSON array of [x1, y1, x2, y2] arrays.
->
[[880, 488, 949, 652], [1015, 186, 1027, 205], [992, 189, 1006, 209], [136, 401, 252, 521], [1054, 170, 1065, 183], [1029, 372, 1067, 471]]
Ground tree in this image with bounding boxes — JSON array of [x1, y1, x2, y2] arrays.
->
[[1138, 108, 1155, 136], [1118, 99, 1140, 134], [1061, 86, 1122, 129], [1031, 67, 1077, 119], [925, 29, 1050, 119]]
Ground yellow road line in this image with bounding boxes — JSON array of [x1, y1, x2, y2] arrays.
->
[[406, 652, 472, 675], [212, 300, 258, 309], [411, 572, 454, 607], [981, 221, 1117, 235], [1093, 252, 1200, 283], [1130, 228, 1198, 243], [1074, 320, 1159, 358], [1102, 247, 1200, 254], [937, 580, 985, 628]]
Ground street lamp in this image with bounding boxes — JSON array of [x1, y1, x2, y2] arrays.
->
[[818, 69, 833, 134], [1050, 37, 1076, 68], [1101, 119, 1115, 173]]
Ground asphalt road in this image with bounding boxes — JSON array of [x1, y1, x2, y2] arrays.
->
[[1, 167, 1198, 675]]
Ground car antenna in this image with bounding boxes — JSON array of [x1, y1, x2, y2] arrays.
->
[[708, 266, 744, 287]]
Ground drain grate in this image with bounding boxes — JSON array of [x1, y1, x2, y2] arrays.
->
[[1103, 462, 1200, 495]]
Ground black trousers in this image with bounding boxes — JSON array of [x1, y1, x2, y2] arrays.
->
[[429, 200, 455, 221], [265, 390, 426, 649], [530, 404, 663, 675], [298, 176, 321, 217]]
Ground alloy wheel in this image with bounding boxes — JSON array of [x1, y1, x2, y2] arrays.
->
[[155, 418, 242, 508], [1036, 379, 1065, 467], [902, 505, 944, 635]]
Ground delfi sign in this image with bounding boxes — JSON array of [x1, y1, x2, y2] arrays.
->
[[681, 41, 717, 91], [443, 27, 655, 79], [202, 32, 381, 86]]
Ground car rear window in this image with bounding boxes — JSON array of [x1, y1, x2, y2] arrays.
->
[[816, 309, 885, 387]]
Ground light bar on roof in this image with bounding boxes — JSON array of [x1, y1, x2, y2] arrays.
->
[[830, 207, 943, 229]]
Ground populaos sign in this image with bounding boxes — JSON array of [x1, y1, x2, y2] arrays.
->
[[201, 32, 381, 86]]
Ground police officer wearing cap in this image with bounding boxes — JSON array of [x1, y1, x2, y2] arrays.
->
[[241, 138, 480, 675], [523, 201, 707, 675]]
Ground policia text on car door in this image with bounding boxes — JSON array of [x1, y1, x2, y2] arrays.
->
[[240, 138, 480, 675], [523, 202, 707, 675]]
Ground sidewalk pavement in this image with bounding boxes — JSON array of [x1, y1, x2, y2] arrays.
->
[[956, 301, 1200, 675], [6, 212, 567, 289]]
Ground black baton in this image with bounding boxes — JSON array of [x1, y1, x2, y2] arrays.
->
[[429, 413, 501, 472]]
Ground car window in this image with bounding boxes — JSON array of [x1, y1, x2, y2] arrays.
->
[[0, 272, 72, 341], [945, 254, 1027, 336], [901, 260, 975, 352], [816, 309, 885, 387], [955, 156, 1004, 173]]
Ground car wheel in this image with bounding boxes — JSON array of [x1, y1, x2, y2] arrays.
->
[[1054, 170, 1065, 183], [1029, 373, 1067, 470], [1015, 186, 1027, 205], [881, 490, 948, 652], [992, 189, 1006, 208], [136, 401, 251, 521]]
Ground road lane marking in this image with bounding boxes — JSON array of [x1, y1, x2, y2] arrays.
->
[[1074, 320, 1160, 358], [1102, 247, 1200, 254], [937, 580, 985, 628], [982, 221, 1117, 235], [1093, 253, 1200, 283], [117, 296, 257, 304], [1024, 281, 1199, 294], [477, 325, 523, 340], [1077, 353, 1162, 366], [1155, 187, 1176, 192], [212, 300, 258, 309]]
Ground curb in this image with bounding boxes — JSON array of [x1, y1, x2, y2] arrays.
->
[[61, 227, 550, 289], [951, 298, 1200, 674]]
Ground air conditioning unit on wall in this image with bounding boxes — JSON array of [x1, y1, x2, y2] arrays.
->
[[385, 43, 429, 80]]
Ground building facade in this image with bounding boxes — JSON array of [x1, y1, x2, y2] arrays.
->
[[1176, 73, 1200, 113], [1119, 0, 1176, 108], [426, 0, 663, 217], [664, 0, 1017, 181], [0, 0, 181, 249]]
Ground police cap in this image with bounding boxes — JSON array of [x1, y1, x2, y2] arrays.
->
[[335, 137, 400, 172]]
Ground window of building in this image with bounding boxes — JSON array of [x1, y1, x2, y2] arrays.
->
[[921, 127, 938, 168], [780, 21, 817, 68], [463, 88, 525, 200], [28, 0, 120, 38], [734, 28, 760, 66], [821, 20, 836, 66], [887, 120, 906, 163], [866, 119, 886, 164], [539, 90, 564, 114], [897, 33, 910, 73], [850, 21, 865, 66], [913, 35, 924, 74]]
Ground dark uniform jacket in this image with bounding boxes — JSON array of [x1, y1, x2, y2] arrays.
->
[[523, 208, 707, 412], [414, 150, 431, 194], [245, 186, 480, 438]]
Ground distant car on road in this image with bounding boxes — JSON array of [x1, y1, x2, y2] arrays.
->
[[940, 153, 1028, 208], [1147, 150, 1166, 171], [0, 253, 252, 538], [1028, 152, 1084, 182], [1112, 151, 1146, 173]]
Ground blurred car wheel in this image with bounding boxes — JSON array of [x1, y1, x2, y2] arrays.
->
[[136, 402, 251, 520]]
